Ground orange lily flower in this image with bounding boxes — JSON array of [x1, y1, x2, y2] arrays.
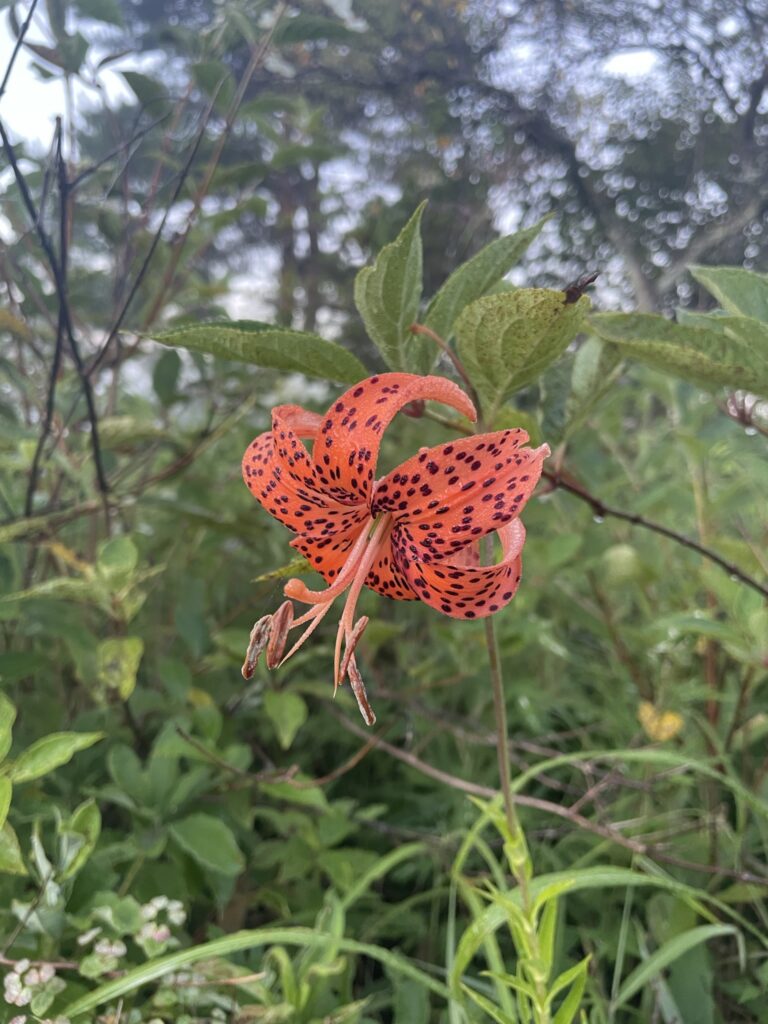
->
[[242, 373, 549, 724]]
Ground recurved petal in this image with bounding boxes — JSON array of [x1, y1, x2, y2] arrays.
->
[[373, 430, 548, 562], [393, 519, 527, 619], [242, 405, 348, 533], [312, 373, 477, 506]]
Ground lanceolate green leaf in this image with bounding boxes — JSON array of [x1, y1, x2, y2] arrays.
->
[[62, 927, 451, 1017], [551, 956, 589, 1024], [590, 312, 768, 394], [449, 867, 720, 998], [151, 321, 366, 383], [455, 288, 590, 416], [690, 264, 768, 322], [5, 732, 104, 783], [425, 217, 549, 343], [353, 202, 430, 373], [613, 924, 738, 1007]]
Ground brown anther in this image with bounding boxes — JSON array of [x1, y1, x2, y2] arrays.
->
[[403, 399, 425, 418], [266, 600, 294, 669], [347, 656, 376, 726], [241, 615, 272, 679], [339, 615, 369, 685]]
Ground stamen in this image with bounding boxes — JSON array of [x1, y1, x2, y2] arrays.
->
[[241, 615, 272, 679], [333, 516, 394, 686], [284, 518, 374, 605], [266, 601, 294, 669], [338, 615, 369, 689], [348, 657, 376, 725]]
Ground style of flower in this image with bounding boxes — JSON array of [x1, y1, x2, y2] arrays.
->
[[242, 373, 549, 724]]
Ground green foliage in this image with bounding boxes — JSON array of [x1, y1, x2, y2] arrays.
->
[[689, 265, 768, 321], [354, 202, 430, 373], [151, 321, 367, 383], [456, 289, 590, 418], [424, 218, 549, 342], [592, 265, 768, 395]]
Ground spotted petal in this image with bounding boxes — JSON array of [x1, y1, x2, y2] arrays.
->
[[290, 507, 371, 583], [312, 373, 477, 506], [393, 520, 527, 619], [242, 405, 347, 533], [373, 431, 548, 562], [364, 542, 418, 601]]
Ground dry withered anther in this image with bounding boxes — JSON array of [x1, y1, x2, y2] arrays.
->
[[241, 614, 272, 679], [266, 600, 294, 669], [347, 657, 376, 726]]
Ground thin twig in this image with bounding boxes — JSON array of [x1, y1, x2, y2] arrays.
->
[[84, 89, 225, 379], [0, 0, 39, 102], [543, 467, 768, 600], [422, 405, 767, 599], [330, 710, 768, 886], [0, 118, 109, 510], [69, 114, 167, 190], [409, 322, 479, 405], [139, 2, 290, 331]]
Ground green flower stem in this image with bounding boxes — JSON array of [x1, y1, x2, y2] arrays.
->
[[483, 598, 550, 1023]]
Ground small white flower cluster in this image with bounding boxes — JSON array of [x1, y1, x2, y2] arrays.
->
[[94, 938, 127, 958], [137, 895, 185, 944], [8, 1018, 69, 1024], [4, 960, 56, 1007]]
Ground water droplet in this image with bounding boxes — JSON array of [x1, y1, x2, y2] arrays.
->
[[745, 426, 758, 437], [593, 514, 605, 524], [730, 573, 740, 582]]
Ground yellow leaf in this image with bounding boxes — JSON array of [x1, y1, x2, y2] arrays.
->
[[638, 701, 684, 742]]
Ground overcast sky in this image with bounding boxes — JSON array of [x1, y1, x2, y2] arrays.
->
[[0, 11, 138, 149]]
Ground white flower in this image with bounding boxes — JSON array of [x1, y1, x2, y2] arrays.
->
[[138, 922, 171, 943], [4, 973, 22, 999], [38, 963, 55, 984], [77, 926, 102, 946], [166, 899, 186, 925], [94, 938, 127, 958], [9, 1016, 28, 1024], [149, 895, 168, 912], [4, 971, 32, 1007], [7, 983, 32, 1007], [140, 901, 157, 921]]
